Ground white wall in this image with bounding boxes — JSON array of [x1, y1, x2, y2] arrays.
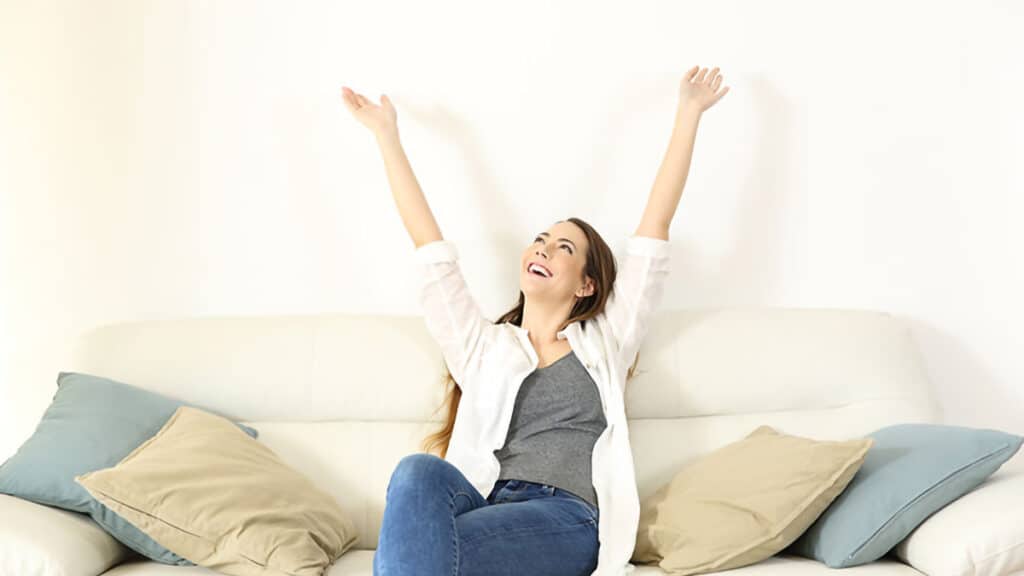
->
[[2, 0, 1022, 461]]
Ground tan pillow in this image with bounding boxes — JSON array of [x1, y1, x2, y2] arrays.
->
[[632, 425, 873, 575], [75, 406, 358, 576]]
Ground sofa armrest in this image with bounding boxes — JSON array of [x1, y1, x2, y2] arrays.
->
[[893, 456, 1024, 576], [0, 494, 132, 576]]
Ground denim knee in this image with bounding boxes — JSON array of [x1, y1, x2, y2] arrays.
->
[[387, 453, 450, 494]]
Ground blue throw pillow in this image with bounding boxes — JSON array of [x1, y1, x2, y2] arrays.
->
[[0, 371, 259, 565], [786, 422, 1023, 567]]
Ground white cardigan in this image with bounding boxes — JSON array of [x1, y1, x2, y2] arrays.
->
[[414, 234, 672, 576]]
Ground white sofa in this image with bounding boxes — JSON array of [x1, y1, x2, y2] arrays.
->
[[3, 307, 1022, 576]]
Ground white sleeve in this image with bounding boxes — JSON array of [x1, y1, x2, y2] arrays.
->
[[599, 235, 672, 375], [415, 240, 490, 390]]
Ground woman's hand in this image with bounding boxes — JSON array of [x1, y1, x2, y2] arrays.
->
[[341, 86, 398, 138], [677, 65, 729, 114]]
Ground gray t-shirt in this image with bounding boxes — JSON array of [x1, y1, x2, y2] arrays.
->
[[493, 349, 608, 509]]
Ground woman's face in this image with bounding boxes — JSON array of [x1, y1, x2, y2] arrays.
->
[[520, 221, 593, 303]]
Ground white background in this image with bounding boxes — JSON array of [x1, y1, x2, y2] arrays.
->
[[2, 0, 1022, 461]]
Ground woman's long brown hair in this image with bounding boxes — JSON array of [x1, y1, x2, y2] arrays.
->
[[420, 217, 643, 458]]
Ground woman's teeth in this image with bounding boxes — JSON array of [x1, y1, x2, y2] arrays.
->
[[529, 264, 551, 278]]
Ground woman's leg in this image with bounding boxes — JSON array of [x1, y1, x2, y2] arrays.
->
[[455, 479, 599, 576], [373, 453, 489, 575], [373, 453, 599, 576]]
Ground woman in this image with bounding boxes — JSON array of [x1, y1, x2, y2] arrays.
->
[[342, 64, 728, 576]]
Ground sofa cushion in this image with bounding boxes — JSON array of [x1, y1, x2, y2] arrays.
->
[[0, 371, 258, 566], [76, 406, 359, 576], [632, 425, 873, 575], [0, 494, 134, 576], [893, 458, 1024, 576], [96, 551, 931, 576], [787, 423, 1024, 568]]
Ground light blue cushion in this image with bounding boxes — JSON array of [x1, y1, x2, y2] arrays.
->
[[786, 423, 1023, 567], [0, 371, 259, 566]]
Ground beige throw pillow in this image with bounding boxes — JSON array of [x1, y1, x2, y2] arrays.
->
[[75, 406, 358, 576], [633, 425, 873, 575]]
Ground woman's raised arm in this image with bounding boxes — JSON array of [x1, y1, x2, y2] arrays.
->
[[636, 65, 730, 240], [602, 66, 730, 377], [342, 87, 442, 248]]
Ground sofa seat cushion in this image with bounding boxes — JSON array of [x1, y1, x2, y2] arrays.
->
[[894, 458, 1024, 576], [0, 493, 133, 576], [99, 552, 926, 575]]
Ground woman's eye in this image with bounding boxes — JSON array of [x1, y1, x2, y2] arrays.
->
[[533, 236, 572, 254]]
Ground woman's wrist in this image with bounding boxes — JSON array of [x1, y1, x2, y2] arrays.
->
[[675, 101, 703, 123], [374, 128, 401, 147]]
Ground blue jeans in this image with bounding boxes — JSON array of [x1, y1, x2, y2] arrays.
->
[[373, 453, 600, 575]]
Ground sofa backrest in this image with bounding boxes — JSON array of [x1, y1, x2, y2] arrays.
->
[[67, 307, 941, 550]]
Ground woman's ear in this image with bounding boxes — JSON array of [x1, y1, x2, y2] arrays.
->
[[577, 278, 596, 299]]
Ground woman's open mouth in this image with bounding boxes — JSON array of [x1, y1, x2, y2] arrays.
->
[[527, 262, 553, 278]]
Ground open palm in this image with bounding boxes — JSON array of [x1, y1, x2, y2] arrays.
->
[[341, 86, 397, 136], [678, 65, 729, 113]]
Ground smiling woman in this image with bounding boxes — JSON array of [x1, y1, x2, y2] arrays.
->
[[341, 64, 727, 576], [517, 220, 604, 343]]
